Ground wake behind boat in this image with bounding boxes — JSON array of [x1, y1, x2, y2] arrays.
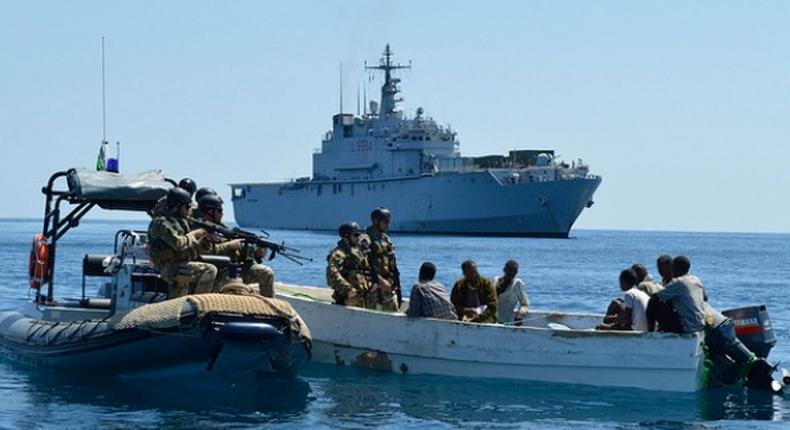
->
[[0, 169, 311, 381]]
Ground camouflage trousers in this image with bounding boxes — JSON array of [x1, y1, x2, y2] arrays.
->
[[159, 262, 218, 299], [339, 287, 397, 311], [370, 276, 399, 312], [213, 263, 275, 298], [242, 263, 275, 298]]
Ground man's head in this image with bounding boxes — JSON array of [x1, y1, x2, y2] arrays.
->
[[657, 254, 673, 280], [419, 262, 437, 282], [461, 260, 479, 281], [619, 268, 638, 291], [503, 260, 519, 279], [631, 263, 648, 283], [166, 187, 192, 217], [194, 187, 217, 203], [370, 207, 392, 232], [672, 256, 691, 277], [338, 221, 362, 246], [198, 194, 224, 223], [178, 178, 197, 197]]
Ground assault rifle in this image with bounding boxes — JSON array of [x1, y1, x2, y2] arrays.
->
[[188, 217, 312, 265], [391, 255, 402, 307]]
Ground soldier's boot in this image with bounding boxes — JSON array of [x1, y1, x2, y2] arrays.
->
[[244, 264, 275, 298]]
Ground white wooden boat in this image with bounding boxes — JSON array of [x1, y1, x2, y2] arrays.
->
[[276, 284, 706, 392]]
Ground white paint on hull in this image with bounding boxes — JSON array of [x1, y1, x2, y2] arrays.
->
[[276, 284, 705, 392]]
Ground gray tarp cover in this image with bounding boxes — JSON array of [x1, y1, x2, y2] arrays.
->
[[66, 168, 172, 204]]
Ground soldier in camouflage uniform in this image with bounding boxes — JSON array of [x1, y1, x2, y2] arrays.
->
[[327, 222, 373, 308], [150, 178, 199, 218], [195, 194, 276, 297], [147, 187, 217, 298], [361, 207, 399, 311]]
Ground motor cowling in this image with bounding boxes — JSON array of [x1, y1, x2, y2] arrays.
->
[[722, 305, 776, 359]]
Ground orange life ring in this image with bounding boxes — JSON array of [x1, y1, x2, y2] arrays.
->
[[28, 234, 49, 290]]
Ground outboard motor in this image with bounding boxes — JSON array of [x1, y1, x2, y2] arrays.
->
[[722, 305, 776, 359], [706, 306, 783, 393]]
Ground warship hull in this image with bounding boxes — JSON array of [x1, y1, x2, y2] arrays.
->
[[232, 171, 601, 237]]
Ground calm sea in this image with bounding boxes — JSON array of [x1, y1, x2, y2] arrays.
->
[[0, 219, 788, 429]]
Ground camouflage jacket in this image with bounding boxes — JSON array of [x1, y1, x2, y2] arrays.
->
[[147, 208, 202, 267], [362, 226, 396, 279], [326, 240, 370, 299]]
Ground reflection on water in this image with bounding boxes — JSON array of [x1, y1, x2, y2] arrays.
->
[[1, 220, 789, 428]]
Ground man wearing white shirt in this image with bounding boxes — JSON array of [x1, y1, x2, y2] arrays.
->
[[494, 260, 530, 324]]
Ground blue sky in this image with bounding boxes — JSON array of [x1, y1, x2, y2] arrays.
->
[[1, 1, 789, 233]]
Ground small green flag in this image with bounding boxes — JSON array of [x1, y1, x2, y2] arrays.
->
[[96, 142, 106, 171]]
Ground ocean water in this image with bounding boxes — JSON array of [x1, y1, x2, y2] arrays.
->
[[0, 218, 789, 429]]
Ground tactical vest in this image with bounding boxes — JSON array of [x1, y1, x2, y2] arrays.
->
[[148, 215, 195, 266]]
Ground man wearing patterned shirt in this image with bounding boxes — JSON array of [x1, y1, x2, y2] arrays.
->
[[406, 262, 457, 320]]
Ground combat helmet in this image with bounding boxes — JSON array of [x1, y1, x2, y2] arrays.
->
[[178, 178, 197, 196], [338, 221, 361, 238], [370, 206, 392, 222], [198, 194, 224, 211], [166, 187, 192, 207], [195, 187, 217, 203]]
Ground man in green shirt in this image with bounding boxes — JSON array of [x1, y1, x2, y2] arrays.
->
[[450, 260, 498, 323]]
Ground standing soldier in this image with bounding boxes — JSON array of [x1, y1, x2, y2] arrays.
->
[[363, 207, 399, 311], [327, 222, 371, 308], [194, 194, 276, 297], [147, 187, 217, 298]]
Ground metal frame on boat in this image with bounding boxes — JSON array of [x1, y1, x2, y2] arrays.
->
[[0, 168, 311, 380]]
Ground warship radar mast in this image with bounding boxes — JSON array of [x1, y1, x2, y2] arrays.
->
[[365, 44, 411, 117]]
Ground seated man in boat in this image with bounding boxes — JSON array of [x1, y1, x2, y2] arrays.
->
[[327, 222, 373, 309], [494, 260, 529, 324], [406, 262, 457, 320], [632, 263, 664, 296], [450, 260, 498, 323], [597, 268, 650, 331], [194, 194, 276, 297], [147, 187, 217, 298], [650, 256, 779, 390], [656, 254, 674, 286]]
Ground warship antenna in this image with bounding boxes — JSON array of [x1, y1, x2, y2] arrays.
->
[[363, 82, 367, 115], [356, 82, 360, 116], [365, 43, 411, 116], [100, 36, 107, 144], [338, 62, 343, 114]]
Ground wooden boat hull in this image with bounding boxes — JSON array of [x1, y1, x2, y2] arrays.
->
[[277, 284, 705, 392]]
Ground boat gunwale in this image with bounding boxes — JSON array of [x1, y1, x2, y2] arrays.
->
[[275, 286, 701, 341]]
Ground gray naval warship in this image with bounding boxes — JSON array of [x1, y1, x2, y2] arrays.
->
[[232, 45, 601, 237]]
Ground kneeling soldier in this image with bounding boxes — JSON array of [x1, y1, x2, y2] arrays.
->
[[147, 187, 217, 298], [195, 194, 276, 297], [327, 222, 371, 308]]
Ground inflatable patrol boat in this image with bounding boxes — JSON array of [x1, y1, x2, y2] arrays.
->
[[0, 169, 311, 380]]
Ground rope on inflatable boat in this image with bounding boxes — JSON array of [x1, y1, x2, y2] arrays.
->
[[110, 293, 311, 342]]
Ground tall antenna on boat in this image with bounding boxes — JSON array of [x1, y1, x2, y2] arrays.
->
[[363, 82, 367, 115], [339, 62, 343, 114], [356, 82, 360, 116], [101, 36, 107, 143]]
